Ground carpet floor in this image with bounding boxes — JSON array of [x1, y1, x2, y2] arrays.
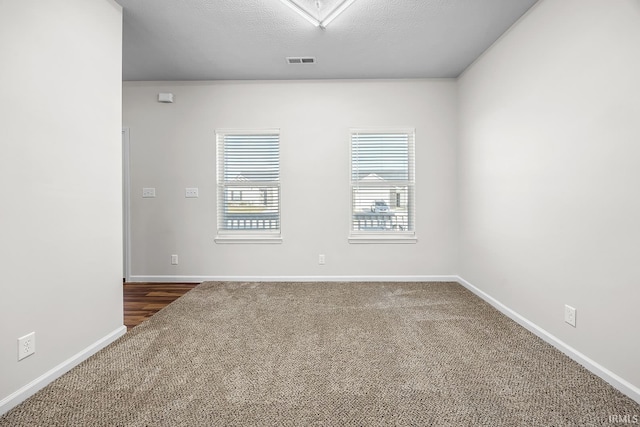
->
[[1, 281, 638, 426]]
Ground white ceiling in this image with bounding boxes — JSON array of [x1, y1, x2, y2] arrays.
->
[[115, 0, 538, 81]]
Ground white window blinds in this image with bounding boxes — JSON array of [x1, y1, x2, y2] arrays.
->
[[216, 131, 280, 237], [350, 130, 415, 238]]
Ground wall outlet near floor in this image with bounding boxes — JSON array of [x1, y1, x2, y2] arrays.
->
[[18, 332, 36, 361], [318, 254, 326, 265], [564, 304, 576, 327], [171, 254, 179, 265]]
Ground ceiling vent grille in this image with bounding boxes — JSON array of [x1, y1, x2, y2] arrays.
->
[[286, 56, 316, 64]]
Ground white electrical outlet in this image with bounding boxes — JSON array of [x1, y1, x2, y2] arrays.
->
[[142, 188, 156, 198], [185, 188, 199, 198], [171, 254, 179, 265], [318, 254, 326, 265], [564, 304, 576, 327], [18, 332, 36, 361]]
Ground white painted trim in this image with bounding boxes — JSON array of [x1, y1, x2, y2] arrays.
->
[[214, 236, 283, 244], [128, 275, 459, 283], [0, 325, 127, 416], [215, 128, 280, 135], [122, 128, 131, 283], [455, 276, 640, 404], [348, 236, 417, 244]]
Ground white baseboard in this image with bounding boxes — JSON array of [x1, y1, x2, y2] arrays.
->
[[0, 325, 127, 416], [455, 276, 640, 404], [128, 275, 459, 283]]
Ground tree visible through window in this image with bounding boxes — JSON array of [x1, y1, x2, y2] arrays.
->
[[350, 130, 415, 239], [216, 131, 280, 238]]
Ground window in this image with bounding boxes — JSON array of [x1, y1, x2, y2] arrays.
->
[[350, 129, 416, 243], [215, 130, 281, 243]]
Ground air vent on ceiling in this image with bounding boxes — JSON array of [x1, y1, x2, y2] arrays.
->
[[286, 56, 316, 64]]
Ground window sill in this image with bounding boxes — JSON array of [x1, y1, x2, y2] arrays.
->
[[348, 235, 417, 244], [215, 236, 283, 244]]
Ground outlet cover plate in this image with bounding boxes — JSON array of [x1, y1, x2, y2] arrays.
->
[[185, 188, 199, 198], [564, 304, 576, 327], [142, 188, 156, 198], [18, 332, 36, 361]]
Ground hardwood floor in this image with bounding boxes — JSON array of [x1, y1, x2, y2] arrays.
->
[[123, 282, 199, 329]]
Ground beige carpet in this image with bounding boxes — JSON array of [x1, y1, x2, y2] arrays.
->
[[1, 281, 638, 426]]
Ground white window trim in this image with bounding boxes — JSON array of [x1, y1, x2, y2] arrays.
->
[[348, 127, 417, 244], [348, 235, 417, 244], [214, 235, 283, 244], [215, 129, 282, 244]]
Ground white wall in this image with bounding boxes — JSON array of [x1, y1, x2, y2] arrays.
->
[[458, 0, 640, 393], [123, 80, 458, 280], [0, 0, 124, 410]]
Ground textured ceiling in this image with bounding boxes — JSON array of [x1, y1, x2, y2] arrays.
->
[[115, 0, 538, 81]]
